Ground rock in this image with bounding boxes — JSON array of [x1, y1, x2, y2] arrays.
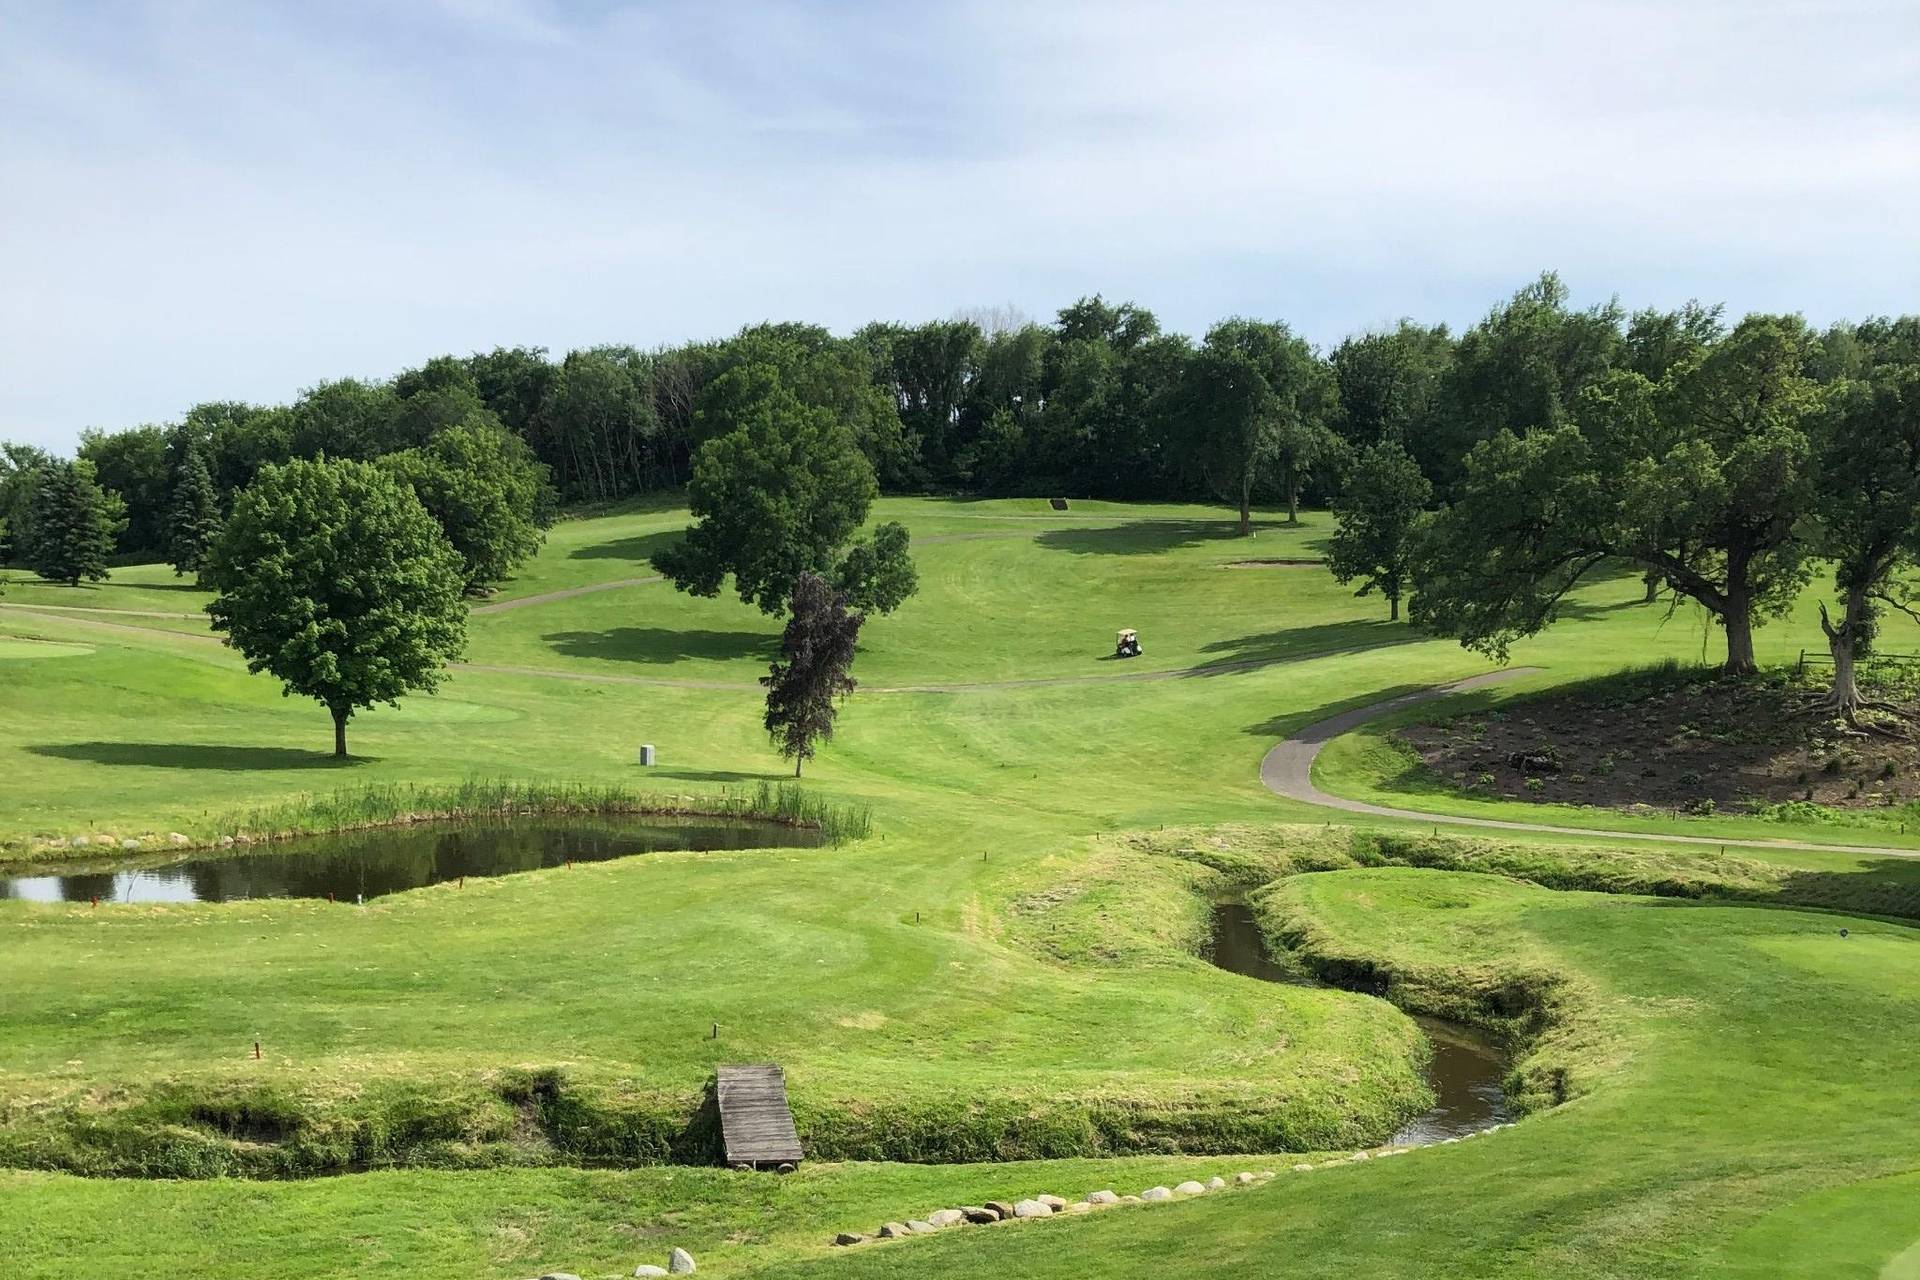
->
[[1085, 1190, 1119, 1204], [983, 1200, 1016, 1221], [1174, 1181, 1207, 1195], [168, 832, 190, 846], [1012, 1199, 1052, 1218], [120, 838, 140, 850], [1291, 1164, 1313, 1173], [831, 1234, 866, 1248], [1035, 1194, 1067, 1211], [539, 1273, 582, 1280], [961, 1206, 999, 1224], [906, 1220, 937, 1235], [877, 1222, 912, 1239], [219, 836, 235, 847], [1141, 1186, 1174, 1201], [1205, 1176, 1227, 1190], [1234, 1172, 1256, 1185], [1063, 1201, 1092, 1214], [1120, 1195, 1142, 1203], [927, 1208, 965, 1228], [70, 835, 90, 847], [667, 1247, 696, 1274], [635, 1268, 670, 1277], [1348, 1151, 1370, 1162]]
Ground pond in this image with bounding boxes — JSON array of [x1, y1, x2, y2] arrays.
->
[[0, 817, 825, 905], [1205, 901, 1511, 1145]]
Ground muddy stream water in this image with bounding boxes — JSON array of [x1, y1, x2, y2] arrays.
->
[[1206, 901, 1510, 1146]]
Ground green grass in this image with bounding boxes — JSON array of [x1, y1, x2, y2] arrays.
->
[[4, 497, 1918, 1276]]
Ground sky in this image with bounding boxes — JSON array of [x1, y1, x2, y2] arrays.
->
[[3, 0, 1918, 452]]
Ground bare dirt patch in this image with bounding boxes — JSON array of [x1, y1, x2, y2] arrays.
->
[[1399, 668, 1920, 818]]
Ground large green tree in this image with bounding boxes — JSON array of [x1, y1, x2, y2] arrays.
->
[[1329, 321, 1454, 454], [1428, 272, 1624, 492], [78, 426, 170, 554], [0, 443, 53, 563], [653, 372, 881, 614], [761, 571, 864, 776], [1327, 440, 1432, 620], [26, 459, 122, 585], [1176, 319, 1334, 533], [1413, 315, 1820, 674], [381, 420, 554, 592], [1808, 366, 1920, 715], [206, 458, 467, 758]]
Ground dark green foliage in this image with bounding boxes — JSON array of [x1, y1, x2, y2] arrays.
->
[[1329, 320, 1453, 450], [1425, 272, 1625, 493], [287, 378, 406, 460], [77, 425, 169, 553], [162, 429, 222, 578], [381, 420, 554, 591], [0, 441, 52, 563], [653, 375, 879, 613], [206, 458, 467, 757], [834, 520, 918, 615], [1174, 318, 1337, 531], [530, 346, 660, 501], [1808, 364, 1920, 710], [761, 572, 863, 776], [1327, 440, 1431, 619], [25, 459, 121, 584], [1415, 315, 1821, 673]]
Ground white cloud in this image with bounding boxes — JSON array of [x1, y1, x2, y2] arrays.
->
[[0, 0, 1915, 449]]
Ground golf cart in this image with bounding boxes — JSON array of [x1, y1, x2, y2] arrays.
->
[[1114, 628, 1142, 659]]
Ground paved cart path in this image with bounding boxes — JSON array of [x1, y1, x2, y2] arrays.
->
[[1259, 669, 1920, 860]]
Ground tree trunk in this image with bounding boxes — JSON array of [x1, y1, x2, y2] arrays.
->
[[794, 756, 803, 778], [1722, 591, 1758, 676], [1388, 592, 1400, 622], [1238, 475, 1252, 538], [1642, 569, 1660, 604], [331, 706, 349, 759], [1286, 474, 1300, 525], [1820, 592, 1869, 713]]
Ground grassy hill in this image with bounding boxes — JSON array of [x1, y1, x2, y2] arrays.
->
[[2, 497, 1916, 1277]]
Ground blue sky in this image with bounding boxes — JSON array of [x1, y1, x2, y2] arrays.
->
[[4, 0, 1917, 452]]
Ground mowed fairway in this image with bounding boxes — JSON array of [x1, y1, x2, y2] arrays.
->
[[3, 498, 1918, 1278]]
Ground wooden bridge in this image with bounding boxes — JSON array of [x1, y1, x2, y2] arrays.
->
[[716, 1064, 803, 1170]]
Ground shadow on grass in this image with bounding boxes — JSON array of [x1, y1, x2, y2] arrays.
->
[[1193, 618, 1425, 681], [644, 766, 789, 784], [1036, 519, 1290, 557], [568, 529, 682, 563], [1240, 673, 1516, 742], [28, 742, 373, 770], [545, 627, 775, 666]]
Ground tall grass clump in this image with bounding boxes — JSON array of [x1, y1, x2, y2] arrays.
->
[[223, 777, 872, 847]]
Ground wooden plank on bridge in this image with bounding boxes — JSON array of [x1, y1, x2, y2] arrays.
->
[[717, 1064, 803, 1168]]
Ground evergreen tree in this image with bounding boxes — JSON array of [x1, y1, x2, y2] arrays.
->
[[761, 572, 864, 776], [164, 433, 223, 579], [26, 460, 119, 585]]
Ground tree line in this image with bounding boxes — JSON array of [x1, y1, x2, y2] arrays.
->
[[0, 273, 1683, 568], [7, 270, 1918, 724]]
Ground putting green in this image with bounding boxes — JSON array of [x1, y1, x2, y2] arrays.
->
[[0, 638, 92, 659]]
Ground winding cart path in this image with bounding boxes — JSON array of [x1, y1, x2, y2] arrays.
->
[[1259, 669, 1920, 859]]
